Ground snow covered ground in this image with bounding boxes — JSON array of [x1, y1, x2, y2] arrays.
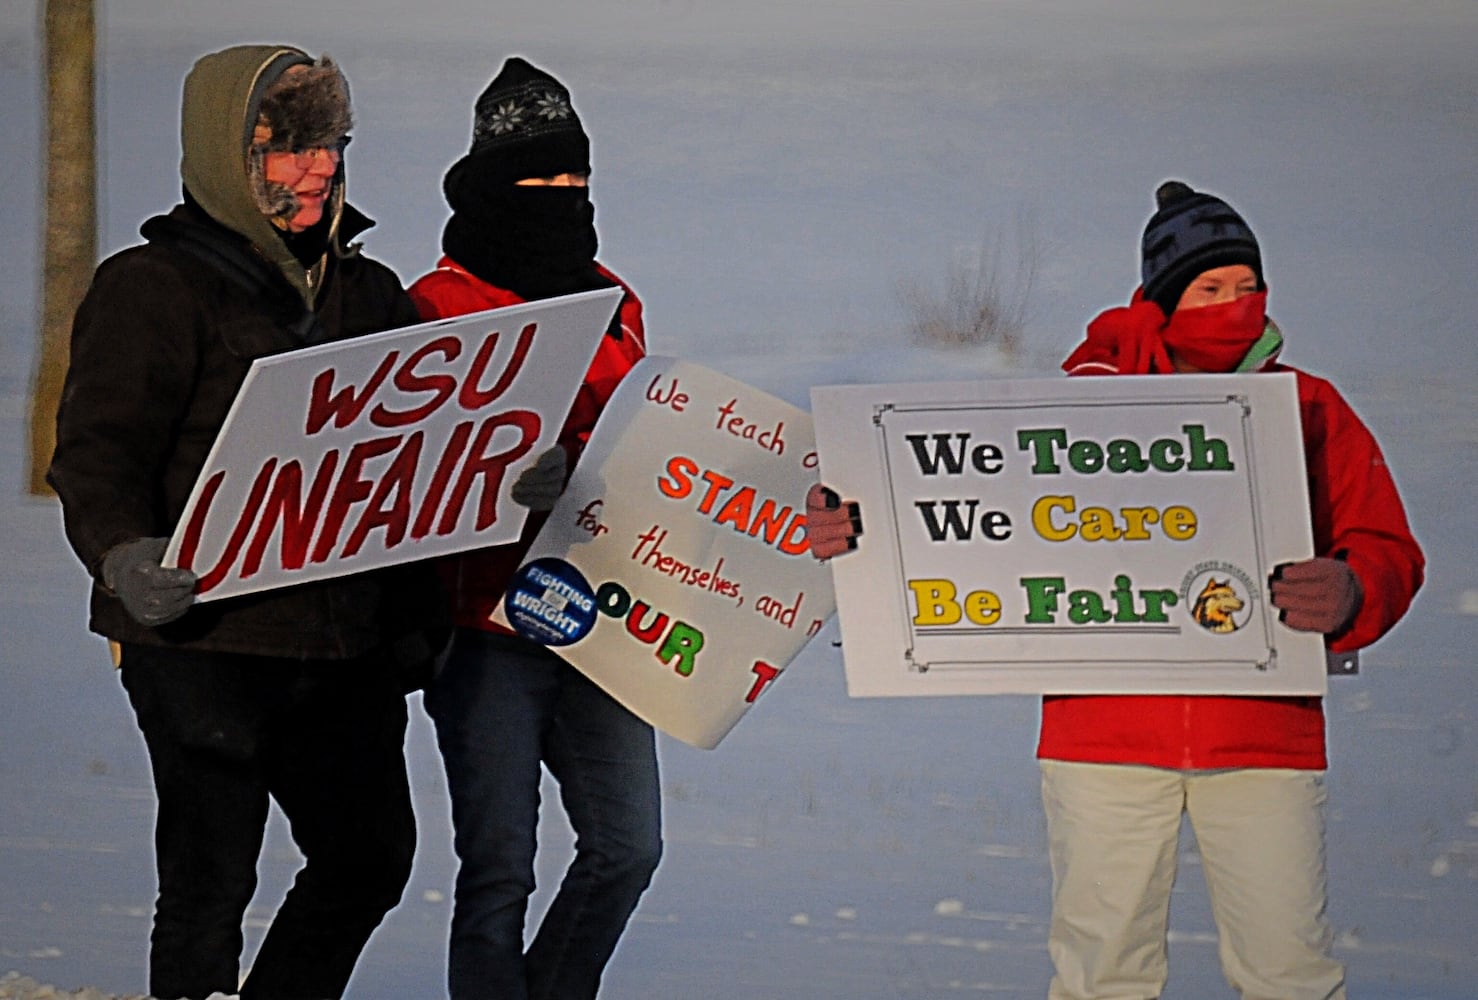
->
[[2, 2, 1475, 998]]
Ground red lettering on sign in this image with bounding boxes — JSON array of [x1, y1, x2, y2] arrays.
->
[[746, 661, 780, 702], [696, 470, 735, 515], [175, 469, 227, 574], [411, 420, 473, 540], [194, 458, 278, 594], [655, 457, 811, 556], [645, 374, 688, 411], [305, 353, 398, 434], [342, 431, 424, 557], [747, 497, 794, 546], [304, 321, 537, 437], [626, 602, 670, 644], [437, 410, 541, 534], [657, 455, 699, 499], [459, 323, 537, 410], [311, 437, 402, 564], [241, 452, 339, 576], [183, 412, 544, 591], [370, 337, 461, 428]]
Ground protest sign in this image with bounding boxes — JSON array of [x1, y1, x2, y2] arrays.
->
[[810, 373, 1326, 697], [492, 356, 835, 749], [163, 287, 623, 601]]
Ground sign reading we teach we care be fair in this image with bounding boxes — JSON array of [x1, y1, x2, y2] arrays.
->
[[810, 373, 1327, 697]]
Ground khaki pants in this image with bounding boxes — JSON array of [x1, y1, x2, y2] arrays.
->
[[1040, 760, 1346, 1000]]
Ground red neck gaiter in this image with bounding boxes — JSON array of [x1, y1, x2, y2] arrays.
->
[[1062, 289, 1268, 375]]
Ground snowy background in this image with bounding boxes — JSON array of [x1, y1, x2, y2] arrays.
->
[[2, 1, 1476, 998]]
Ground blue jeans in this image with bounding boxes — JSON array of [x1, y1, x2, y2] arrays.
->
[[425, 628, 663, 1000]]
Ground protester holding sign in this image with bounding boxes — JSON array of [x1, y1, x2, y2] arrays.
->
[[408, 58, 660, 1000], [1036, 181, 1424, 999], [811, 181, 1424, 998], [47, 46, 448, 1000]]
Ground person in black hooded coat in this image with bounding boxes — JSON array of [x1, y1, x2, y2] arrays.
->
[[48, 45, 446, 1000]]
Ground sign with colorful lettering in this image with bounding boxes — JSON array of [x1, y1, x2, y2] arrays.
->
[[163, 288, 623, 601], [493, 356, 835, 749], [810, 373, 1327, 696]]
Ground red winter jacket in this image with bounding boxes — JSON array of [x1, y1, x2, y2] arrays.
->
[[1037, 363, 1424, 770], [408, 256, 646, 632]]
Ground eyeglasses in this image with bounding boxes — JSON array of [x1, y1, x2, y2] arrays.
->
[[287, 136, 351, 168]]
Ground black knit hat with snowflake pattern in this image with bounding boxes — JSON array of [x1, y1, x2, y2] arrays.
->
[[1141, 180, 1263, 316], [460, 57, 590, 183]]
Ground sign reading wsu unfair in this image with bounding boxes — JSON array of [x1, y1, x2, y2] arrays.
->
[[163, 288, 623, 600], [810, 373, 1328, 697], [492, 357, 836, 749]]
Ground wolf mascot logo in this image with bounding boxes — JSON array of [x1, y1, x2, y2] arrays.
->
[[1192, 577, 1245, 633]]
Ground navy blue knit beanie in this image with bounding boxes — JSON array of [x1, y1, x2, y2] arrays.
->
[[1141, 181, 1263, 315]]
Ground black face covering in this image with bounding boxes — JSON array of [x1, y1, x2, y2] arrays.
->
[[442, 170, 612, 302]]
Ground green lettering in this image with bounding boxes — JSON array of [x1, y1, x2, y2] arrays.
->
[[1149, 438, 1184, 471], [1016, 428, 1068, 474], [1068, 440, 1104, 474], [1184, 424, 1234, 471], [656, 622, 705, 677], [1021, 576, 1065, 623], [1068, 588, 1111, 624], [1106, 439, 1150, 473], [1139, 588, 1178, 622]]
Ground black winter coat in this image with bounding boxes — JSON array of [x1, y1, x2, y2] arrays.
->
[[49, 201, 448, 660]]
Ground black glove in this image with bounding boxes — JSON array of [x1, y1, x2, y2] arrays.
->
[[101, 537, 198, 627], [510, 446, 568, 512]]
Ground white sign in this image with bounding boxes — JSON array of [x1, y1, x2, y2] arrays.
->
[[164, 288, 623, 601], [492, 357, 836, 749], [810, 373, 1326, 697]]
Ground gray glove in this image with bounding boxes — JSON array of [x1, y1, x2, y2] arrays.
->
[[510, 446, 568, 512], [101, 537, 198, 627]]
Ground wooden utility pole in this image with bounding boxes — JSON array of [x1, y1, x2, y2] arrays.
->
[[29, 0, 97, 497]]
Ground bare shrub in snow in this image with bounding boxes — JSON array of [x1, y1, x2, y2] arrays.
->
[[898, 209, 1041, 355]]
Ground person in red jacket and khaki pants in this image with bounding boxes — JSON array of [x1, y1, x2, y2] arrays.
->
[[808, 181, 1424, 1000], [1031, 181, 1422, 1000], [408, 58, 660, 1000]]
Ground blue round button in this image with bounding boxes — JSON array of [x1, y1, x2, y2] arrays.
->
[[503, 557, 599, 646]]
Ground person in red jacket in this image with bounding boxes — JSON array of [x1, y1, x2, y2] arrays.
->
[[408, 58, 660, 1000], [808, 181, 1424, 1000], [1040, 181, 1422, 1000]]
